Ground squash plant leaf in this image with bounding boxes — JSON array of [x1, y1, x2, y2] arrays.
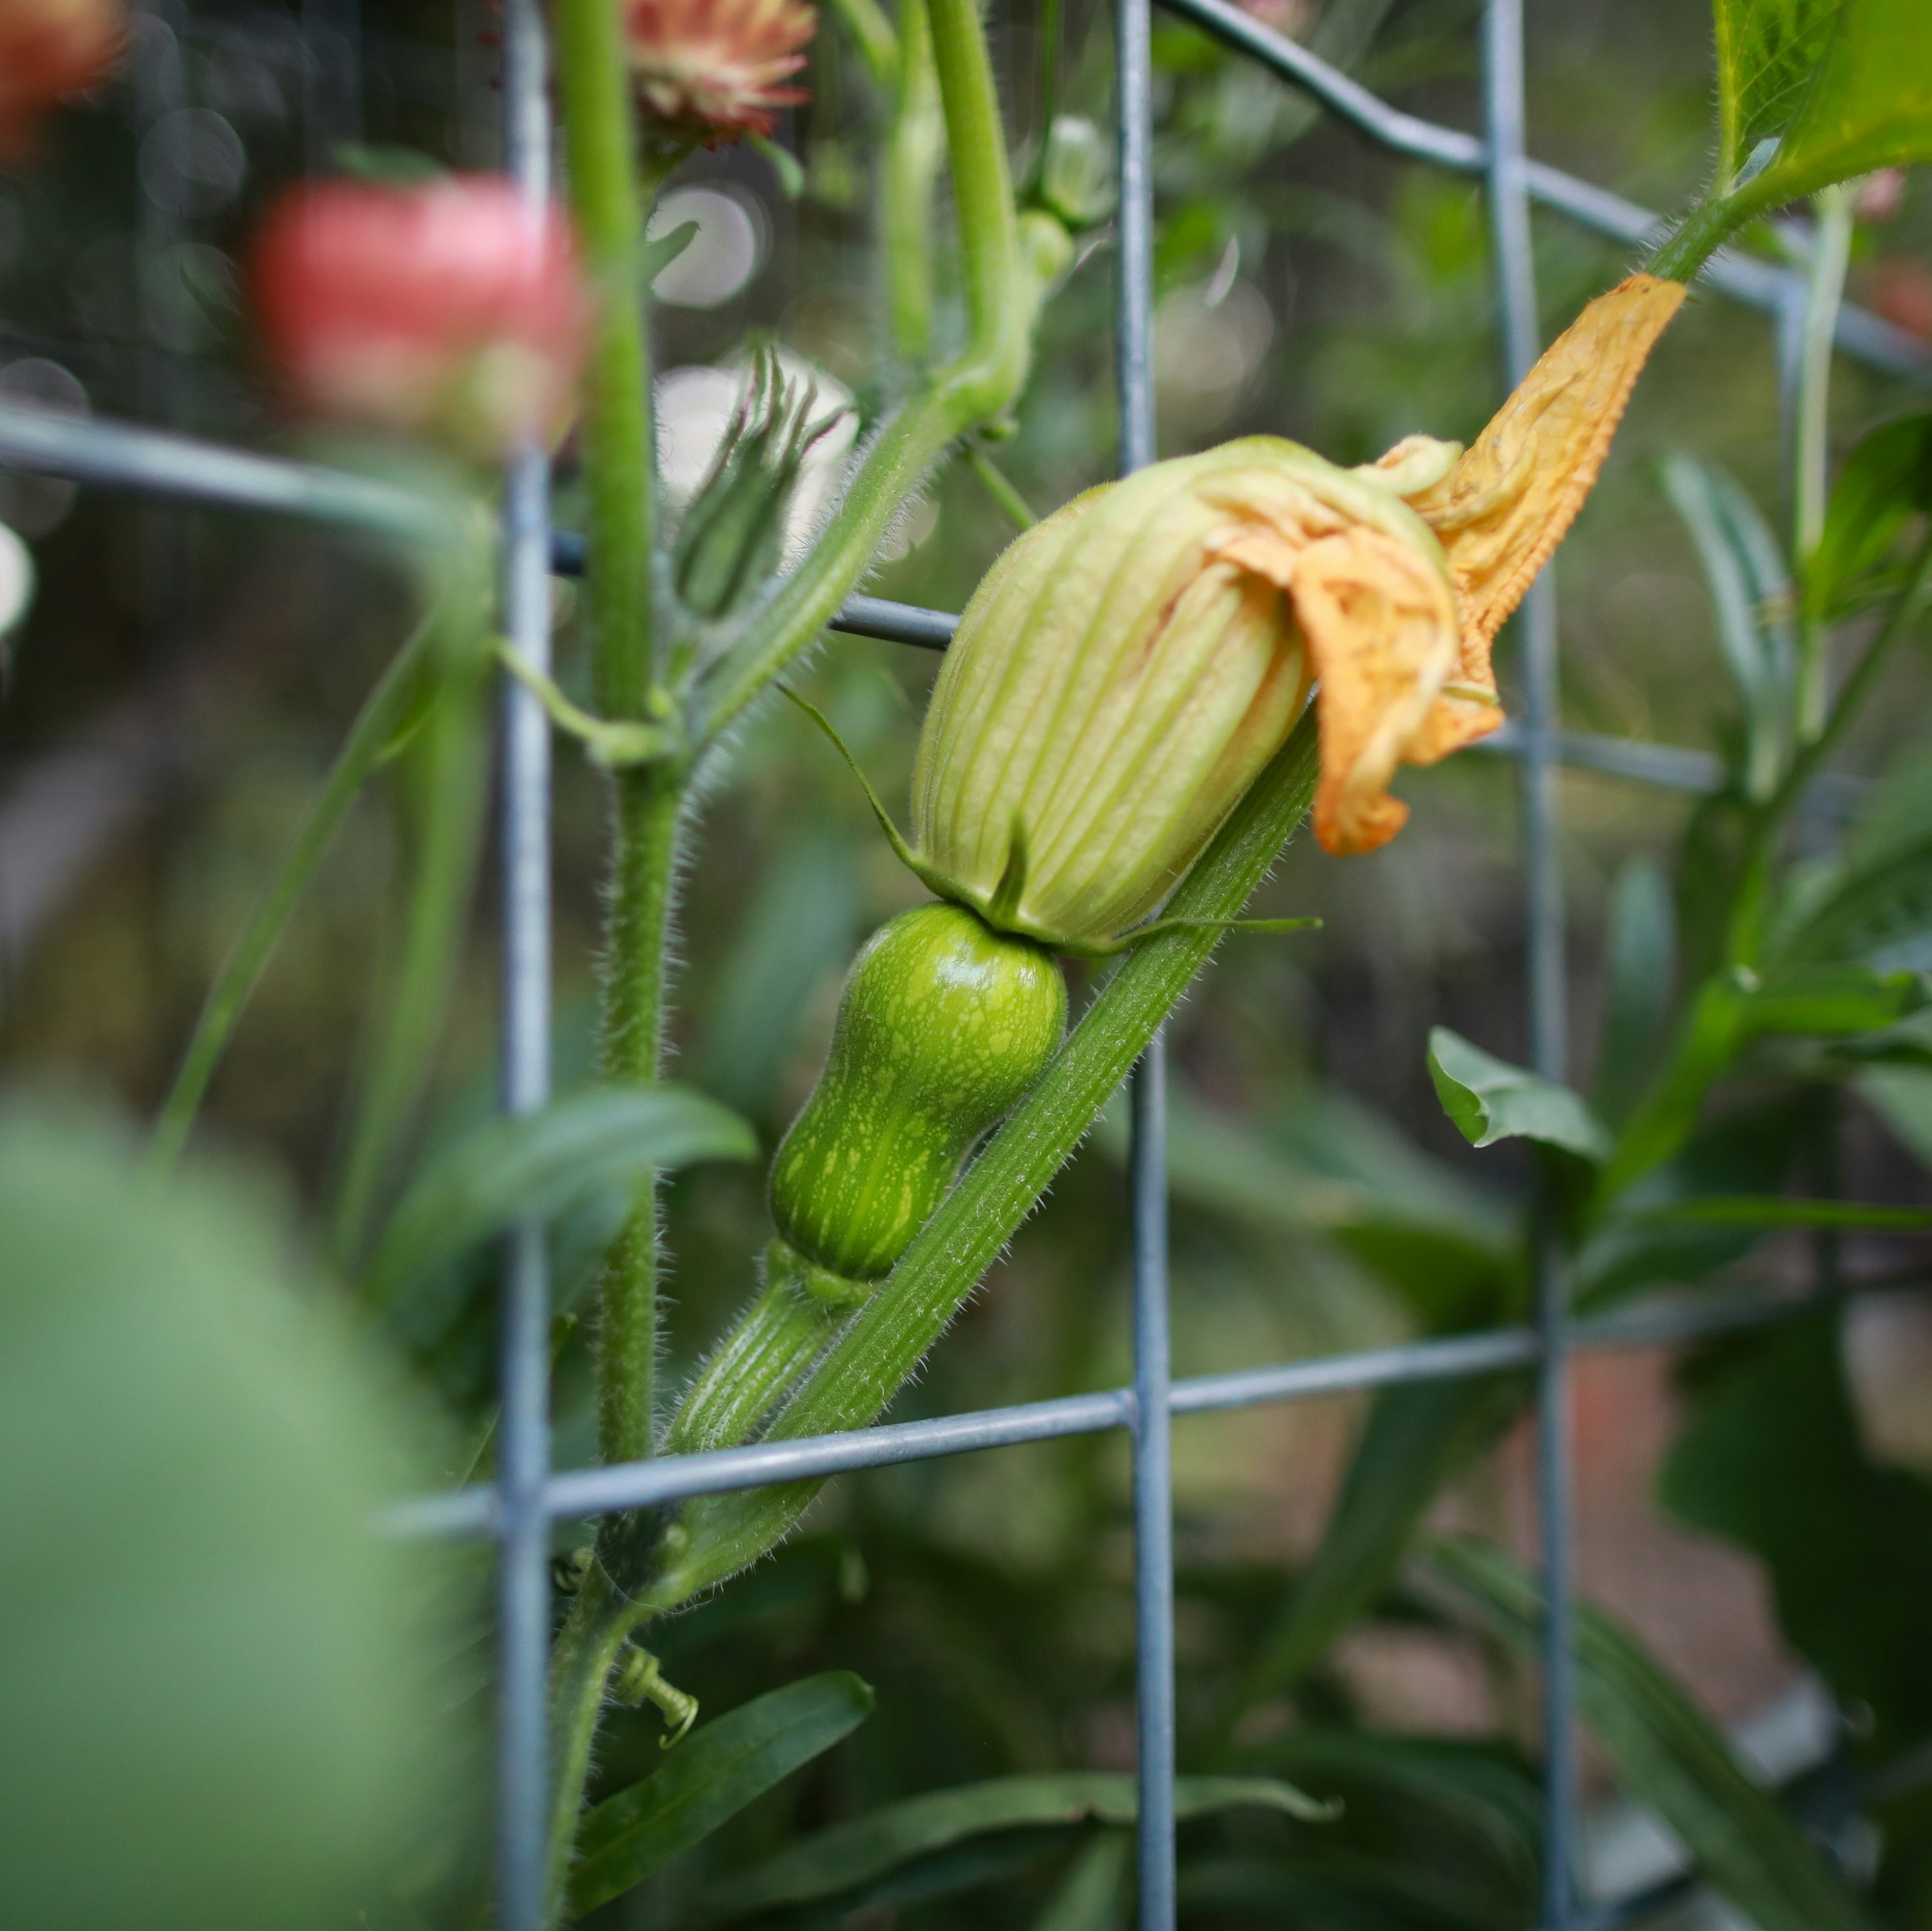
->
[[696, 1774, 1331, 1925], [568, 1672, 876, 1918], [361, 1084, 756, 1309], [1714, 0, 1845, 184], [1746, 0, 1932, 211], [1420, 1537, 1880, 1931], [1429, 1026, 1613, 1162]]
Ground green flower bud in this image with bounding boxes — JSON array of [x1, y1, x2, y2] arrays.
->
[[909, 436, 1455, 950]]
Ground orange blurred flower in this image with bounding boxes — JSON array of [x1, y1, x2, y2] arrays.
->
[[625, 0, 815, 145]]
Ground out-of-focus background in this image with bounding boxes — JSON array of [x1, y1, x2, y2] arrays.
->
[[5, 3, 1932, 1925]]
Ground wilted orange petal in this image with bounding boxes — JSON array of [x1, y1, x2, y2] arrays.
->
[[1289, 526, 1462, 857], [1410, 272, 1685, 667]]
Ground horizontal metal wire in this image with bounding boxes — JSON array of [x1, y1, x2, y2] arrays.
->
[[0, 401, 452, 543], [386, 1273, 1906, 1541], [1158, 0, 1930, 380], [0, 406, 1852, 803]]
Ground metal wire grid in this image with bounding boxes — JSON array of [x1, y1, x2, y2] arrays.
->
[[1, 3, 1927, 1929]]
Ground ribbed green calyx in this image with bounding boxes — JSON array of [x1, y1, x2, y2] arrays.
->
[[768, 903, 1066, 1285], [909, 435, 1447, 951]]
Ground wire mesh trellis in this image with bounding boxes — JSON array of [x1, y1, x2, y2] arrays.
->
[[2, 3, 1929, 1929]]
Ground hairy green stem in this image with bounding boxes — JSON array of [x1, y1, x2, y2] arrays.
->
[[964, 439, 1038, 529], [595, 765, 685, 1469], [1645, 192, 1744, 286], [654, 712, 1323, 1603], [883, 0, 943, 362], [1794, 184, 1855, 742], [695, 0, 1030, 743], [543, 1569, 638, 1926], [146, 610, 442, 1173]]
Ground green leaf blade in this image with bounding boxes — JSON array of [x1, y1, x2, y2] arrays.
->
[[568, 1672, 875, 1917], [361, 1085, 756, 1308], [1429, 1027, 1613, 1162]]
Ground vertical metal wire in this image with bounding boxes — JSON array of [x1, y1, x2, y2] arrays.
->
[[1114, 2, 1175, 1924], [1481, 3, 1576, 1926], [496, 4, 555, 1928]]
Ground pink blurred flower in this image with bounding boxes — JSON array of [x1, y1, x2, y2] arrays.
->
[[0, 0, 123, 160], [252, 176, 590, 463], [625, 0, 815, 146], [1854, 167, 1909, 225]]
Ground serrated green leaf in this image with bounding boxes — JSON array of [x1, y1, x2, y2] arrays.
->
[[696, 1774, 1331, 1925], [361, 1085, 755, 1308], [1748, 0, 1932, 208], [1714, 0, 1847, 181], [568, 1672, 875, 1917], [1421, 1537, 1880, 1931], [1429, 1028, 1612, 1162]]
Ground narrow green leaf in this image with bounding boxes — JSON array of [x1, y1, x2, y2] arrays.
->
[[1596, 859, 1679, 1127], [1421, 1537, 1880, 1931], [1429, 1027, 1612, 1162], [1857, 1062, 1932, 1162], [641, 218, 700, 287], [1806, 414, 1932, 621], [697, 1774, 1331, 1924], [1781, 841, 1932, 972], [1180, 1852, 1517, 1931], [1661, 454, 1792, 799], [1236, 1375, 1525, 1704], [1032, 1833, 1129, 1931], [1662, 1310, 1932, 1755], [361, 1086, 756, 1308], [1626, 1192, 1932, 1231], [567, 1672, 875, 1917]]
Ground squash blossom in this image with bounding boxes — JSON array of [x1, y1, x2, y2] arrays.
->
[[910, 274, 1684, 947]]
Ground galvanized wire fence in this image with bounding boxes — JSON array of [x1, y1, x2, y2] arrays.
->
[[2, 2, 1928, 1929]]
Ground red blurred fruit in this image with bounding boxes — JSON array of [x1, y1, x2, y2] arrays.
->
[[252, 176, 590, 462], [625, 0, 815, 145], [0, 0, 123, 160]]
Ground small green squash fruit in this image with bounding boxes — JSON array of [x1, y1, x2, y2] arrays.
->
[[770, 902, 1067, 1283]]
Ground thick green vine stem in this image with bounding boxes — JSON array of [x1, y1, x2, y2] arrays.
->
[[652, 708, 1323, 1604], [667, 1240, 869, 1455]]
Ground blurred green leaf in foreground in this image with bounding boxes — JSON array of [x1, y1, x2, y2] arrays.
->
[[0, 1097, 472, 1931]]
